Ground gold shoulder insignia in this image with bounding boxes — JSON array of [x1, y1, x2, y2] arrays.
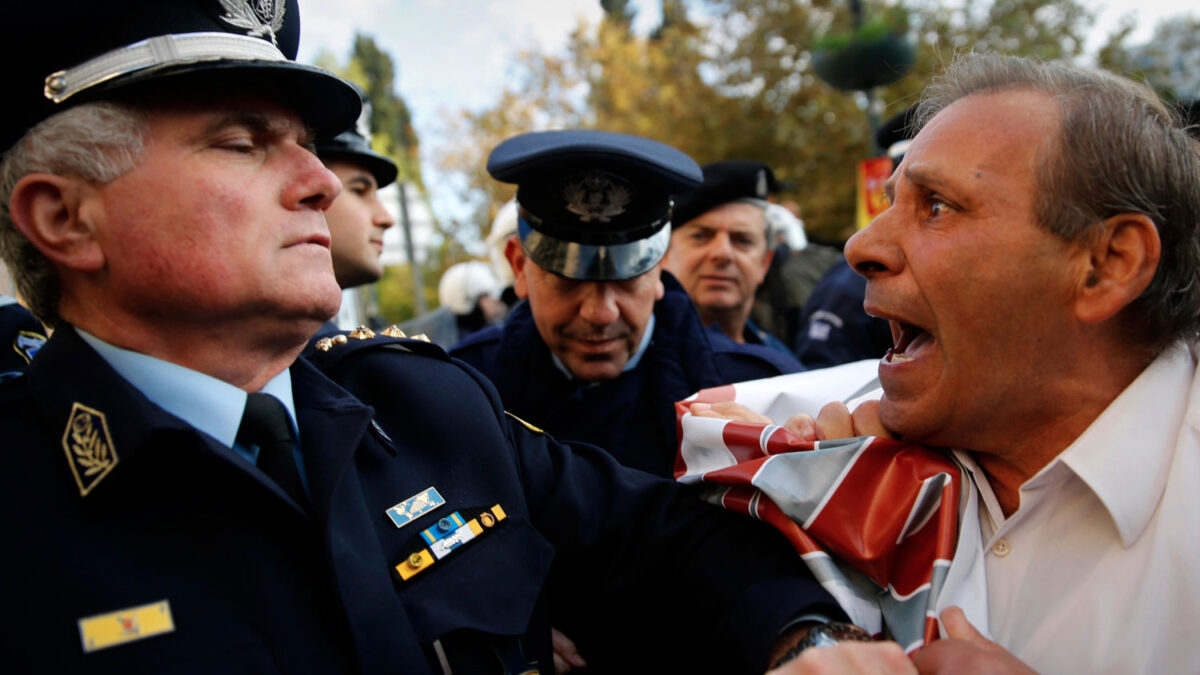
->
[[379, 325, 407, 338], [505, 411, 544, 435], [349, 325, 376, 340], [61, 403, 118, 496]]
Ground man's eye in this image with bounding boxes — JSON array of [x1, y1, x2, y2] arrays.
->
[[220, 139, 256, 154], [930, 199, 954, 217]]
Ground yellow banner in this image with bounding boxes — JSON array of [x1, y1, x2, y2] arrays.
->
[[856, 157, 895, 230]]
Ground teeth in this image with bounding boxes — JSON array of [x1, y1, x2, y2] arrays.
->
[[887, 351, 913, 364]]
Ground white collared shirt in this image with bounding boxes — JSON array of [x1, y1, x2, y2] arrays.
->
[[956, 341, 1200, 674]]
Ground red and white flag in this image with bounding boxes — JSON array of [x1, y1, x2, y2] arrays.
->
[[675, 366, 971, 653]]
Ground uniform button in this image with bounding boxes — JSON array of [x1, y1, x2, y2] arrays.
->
[[992, 538, 1012, 557], [437, 517, 453, 532], [407, 553, 424, 568]]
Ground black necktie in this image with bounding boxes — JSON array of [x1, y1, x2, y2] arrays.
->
[[237, 393, 309, 509]]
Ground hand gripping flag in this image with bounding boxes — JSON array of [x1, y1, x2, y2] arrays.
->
[[675, 379, 967, 654]]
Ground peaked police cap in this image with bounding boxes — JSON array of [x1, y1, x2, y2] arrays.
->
[[487, 130, 702, 281], [315, 86, 399, 189], [0, 0, 361, 153], [672, 160, 781, 229]]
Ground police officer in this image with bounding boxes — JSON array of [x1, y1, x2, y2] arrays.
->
[[452, 132, 801, 480], [667, 160, 802, 359], [794, 109, 910, 368], [0, 2, 841, 673], [313, 91, 397, 335], [794, 258, 893, 368]]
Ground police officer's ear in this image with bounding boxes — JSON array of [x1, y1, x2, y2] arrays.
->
[[504, 235, 529, 299], [650, 260, 666, 301], [9, 173, 104, 272]]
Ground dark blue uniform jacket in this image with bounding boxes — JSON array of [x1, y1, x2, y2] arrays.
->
[[451, 276, 802, 478], [795, 259, 893, 369], [1, 326, 838, 674]]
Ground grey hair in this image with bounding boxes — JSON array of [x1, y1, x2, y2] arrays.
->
[[916, 52, 1200, 355], [0, 102, 148, 326], [734, 197, 775, 245]]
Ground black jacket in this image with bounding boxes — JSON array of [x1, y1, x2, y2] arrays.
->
[[1, 326, 837, 674]]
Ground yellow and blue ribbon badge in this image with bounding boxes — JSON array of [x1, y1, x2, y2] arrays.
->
[[62, 402, 118, 497], [386, 486, 445, 529], [78, 600, 174, 654], [395, 505, 508, 582]]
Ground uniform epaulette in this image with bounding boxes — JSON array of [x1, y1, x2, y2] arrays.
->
[[304, 325, 451, 371]]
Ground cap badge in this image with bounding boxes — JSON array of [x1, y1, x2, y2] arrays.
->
[[563, 172, 631, 223], [62, 403, 118, 497], [755, 169, 769, 198], [218, 0, 287, 46]]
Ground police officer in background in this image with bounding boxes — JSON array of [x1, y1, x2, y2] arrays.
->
[[667, 160, 802, 360], [452, 131, 818, 672], [794, 109, 910, 368], [314, 91, 397, 334], [0, 2, 843, 673], [452, 132, 801, 480]]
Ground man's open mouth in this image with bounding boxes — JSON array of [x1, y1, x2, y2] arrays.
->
[[885, 322, 931, 363]]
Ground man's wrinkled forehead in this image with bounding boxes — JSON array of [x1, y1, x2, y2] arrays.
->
[[884, 90, 1058, 201]]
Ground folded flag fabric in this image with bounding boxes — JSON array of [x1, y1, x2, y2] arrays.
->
[[675, 383, 967, 653]]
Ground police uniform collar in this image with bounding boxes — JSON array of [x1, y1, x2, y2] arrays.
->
[[25, 327, 211, 500], [76, 328, 297, 456]]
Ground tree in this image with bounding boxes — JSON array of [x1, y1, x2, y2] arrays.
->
[[437, 0, 1106, 245], [1098, 15, 1200, 103], [436, 48, 587, 242], [314, 35, 439, 323]]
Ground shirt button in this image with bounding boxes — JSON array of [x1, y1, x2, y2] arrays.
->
[[992, 538, 1012, 557]]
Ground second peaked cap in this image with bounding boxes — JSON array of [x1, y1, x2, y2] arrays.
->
[[488, 130, 701, 281]]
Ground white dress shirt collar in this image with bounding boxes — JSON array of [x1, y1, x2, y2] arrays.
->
[[965, 340, 1194, 548]]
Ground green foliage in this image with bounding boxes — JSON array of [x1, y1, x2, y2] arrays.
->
[[814, 6, 910, 51], [321, 35, 451, 321], [378, 264, 428, 323], [436, 0, 1131, 245]]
